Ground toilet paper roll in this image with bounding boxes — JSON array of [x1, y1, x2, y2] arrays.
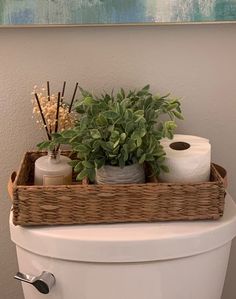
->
[[159, 134, 211, 183]]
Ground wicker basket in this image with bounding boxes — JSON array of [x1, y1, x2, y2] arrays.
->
[[8, 151, 227, 226]]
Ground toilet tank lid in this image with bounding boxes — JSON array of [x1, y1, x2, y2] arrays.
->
[[10, 194, 236, 263]]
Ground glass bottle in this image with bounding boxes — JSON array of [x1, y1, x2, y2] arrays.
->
[[34, 150, 72, 185]]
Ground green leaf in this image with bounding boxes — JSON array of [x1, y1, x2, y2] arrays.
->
[[107, 125, 114, 132], [139, 154, 146, 164], [69, 160, 80, 167], [127, 140, 136, 152], [113, 139, 120, 148], [145, 154, 155, 161], [125, 121, 135, 134], [102, 111, 119, 119], [166, 103, 179, 111], [120, 88, 125, 99], [100, 141, 113, 152], [76, 104, 86, 114], [87, 168, 96, 182], [92, 139, 101, 151], [115, 102, 122, 114], [165, 131, 174, 139], [120, 133, 127, 143], [146, 109, 155, 121], [122, 144, 129, 161], [117, 93, 122, 101], [136, 137, 142, 147], [61, 130, 76, 138], [79, 116, 89, 130], [95, 158, 105, 169], [91, 104, 100, 116], [83, 96, 94, 106], [161, 92, 171, 99], [82, 161, 94, 169], [51, 133, 62, 139], [112, 145, 120, 155], [79, 87, 92, 98], [137, 90, 147, 96], [76, 169, 89, 181], [69, 134, 82, 144], [110, 130, 120, 140], [136, 148, 143, 158], [121, 98, 131, 110], [96, 114, 108, 126], [74, 161, 83, 172], [131, 130, 140, 141], [37, 141, 50, 149], [153, 146, 165, 157], [142, 84, 150, 91], [157, 156, 165, 162], [74, 144, 90, 153], [134, 110, 144, 117], [163, 121, 177, 139], [173, 111, 184, 120], [138, 128, 146, 138], [144, 97, 153, 109], [160, 164, 169, 173], [90, 129, 101, 139], [49, 142, 57, 151], [37, 141, 51, 150]]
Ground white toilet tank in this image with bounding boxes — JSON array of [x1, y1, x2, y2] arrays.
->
[[10, 194, 236, 299]]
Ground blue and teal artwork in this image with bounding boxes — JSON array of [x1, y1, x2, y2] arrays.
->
[[1, 0, 236, 25]]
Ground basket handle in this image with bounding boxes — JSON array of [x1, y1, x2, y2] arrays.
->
[[213, 163, 227, 188], [8, 171, 17, 201]]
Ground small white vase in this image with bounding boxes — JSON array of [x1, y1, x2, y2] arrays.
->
[[34, 150, 72, 186], [96, 163, 145, 184]]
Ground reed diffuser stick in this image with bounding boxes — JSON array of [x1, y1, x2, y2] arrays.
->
[[47, 81, 51, 101], [34, 93, 51, 140], [47, 81, 52, 133], [61, 81, 66, 103], [55, 92, 61, 134], [69, 82, 78, 112]]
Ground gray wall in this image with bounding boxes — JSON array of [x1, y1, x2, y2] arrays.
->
[[0, 24, 236, 298]]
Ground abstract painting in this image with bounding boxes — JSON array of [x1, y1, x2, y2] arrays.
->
[[1, 0, 236, 26]]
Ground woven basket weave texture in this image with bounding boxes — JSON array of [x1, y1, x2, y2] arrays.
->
[[10, 151, 226, 226]]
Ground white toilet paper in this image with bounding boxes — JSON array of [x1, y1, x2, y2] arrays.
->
[[159, 134, 211, 183]]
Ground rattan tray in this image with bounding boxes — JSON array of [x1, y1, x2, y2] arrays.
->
[[8, 151, 227, 226]]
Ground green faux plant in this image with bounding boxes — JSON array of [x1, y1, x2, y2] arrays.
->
[[53, 85, 183, 182]]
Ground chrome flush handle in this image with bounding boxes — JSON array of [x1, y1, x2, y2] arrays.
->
[[14, 271, 55, 294]]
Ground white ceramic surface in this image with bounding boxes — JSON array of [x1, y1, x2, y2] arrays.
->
[[16, 242, 231, 299], [10, 194, 236, 262], [10, 195, 236, 299]]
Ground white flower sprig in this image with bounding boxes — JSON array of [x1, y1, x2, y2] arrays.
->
[[32, 82, 77, 138]]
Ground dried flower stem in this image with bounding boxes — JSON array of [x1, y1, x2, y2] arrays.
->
[[34, 93, 51, 140], [69, 82, 78, 112]]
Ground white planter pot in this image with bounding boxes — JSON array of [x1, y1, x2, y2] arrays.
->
[[96, 163, 145, 184]]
